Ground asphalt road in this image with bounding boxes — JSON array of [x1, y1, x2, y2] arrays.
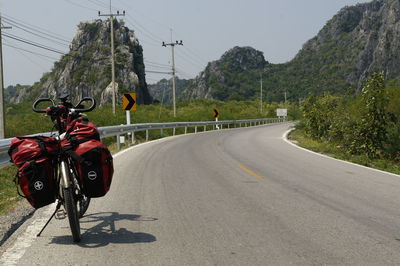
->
[[3, 122, 400, 265]]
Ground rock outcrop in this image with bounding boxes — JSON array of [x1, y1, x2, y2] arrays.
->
[[10, 19, 152, 105]]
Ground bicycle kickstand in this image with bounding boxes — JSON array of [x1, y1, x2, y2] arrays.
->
[[36, 201, 62, 237]]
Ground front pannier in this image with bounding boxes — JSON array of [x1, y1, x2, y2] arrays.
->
[[17, 158, 56, 208], [68, 139, 113, 198], [8, 136, 57, 209]]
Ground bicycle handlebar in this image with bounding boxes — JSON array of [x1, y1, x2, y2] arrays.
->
[[74, 97, 96, 113], [32, 98, 55, 113], [32, 97, 96, 113]]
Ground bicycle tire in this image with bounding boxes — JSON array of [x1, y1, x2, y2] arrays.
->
[[78, 195, 90, 218], [72, 173, 90, 218], [63, 187, 81, 242]]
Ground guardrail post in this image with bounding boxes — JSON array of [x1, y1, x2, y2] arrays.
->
[[204, 125, 206, 132], [146, 130, 149, 141], [185, 126, 187, 134], [160, 128, 163, 137], [117, 135, 121, 150], [195, 126, 197, 133], [173, 128, 176, 136], [228, 123, 230, 129], [131, 131, 135, 144], [221, 124, 223, 129]]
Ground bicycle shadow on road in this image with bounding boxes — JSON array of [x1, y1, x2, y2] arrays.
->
[[50, 212, 157, 248]]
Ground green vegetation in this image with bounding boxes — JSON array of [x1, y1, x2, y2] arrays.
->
[[292, 73, 400, 174], [1, 99, 298, 213], [4, 99, 300, 137], [0, 164, 20, 214]]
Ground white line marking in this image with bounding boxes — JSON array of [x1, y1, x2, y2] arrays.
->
[[282, 128, 400, 178], [0, 204, 55, 266]]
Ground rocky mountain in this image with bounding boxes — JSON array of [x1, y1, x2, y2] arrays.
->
[[271, 0, 400, 97], [179, 0, 400, 102], [9, 19, 152, 105], [148, 77, 191, 104], [181, 46, 266, 101]]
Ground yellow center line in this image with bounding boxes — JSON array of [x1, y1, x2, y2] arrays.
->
[[237, 163, 265, 179]]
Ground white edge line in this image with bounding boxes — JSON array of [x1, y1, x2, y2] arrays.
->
[[0, 204, 55, 266], [282, 128, 400, 178]]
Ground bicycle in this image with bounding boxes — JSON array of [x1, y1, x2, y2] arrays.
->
[[32, 93, 96, 242]]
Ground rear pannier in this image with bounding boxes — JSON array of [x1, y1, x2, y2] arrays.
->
[[66, 139, 113, 198], [8, 136, 58, 209], [61, 118, 113, 198], [63, 117, 100, 149]]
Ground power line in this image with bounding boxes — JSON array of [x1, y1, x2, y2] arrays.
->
[[3, 33, 66, 54], [175, 49, 204, 69], [10, 43, 49, 71], [63, 0, 98, 11], [144, 59, 170, 67], [3, 41, 60, 61], [2, 14, 70, 42], [87, 0, 109, 9], [177, 47, 207, 67], [116, 0, 170, 32], [124, 16, 162, 44], [3, 20, 69, 47], [146, 70, 172, 74]]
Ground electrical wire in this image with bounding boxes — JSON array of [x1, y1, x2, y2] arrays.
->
[[3, 20, 70, 48], [2, 14, 71, 42], [3, 33, 66, 55], [8, 43, 50, 71], [63, 0, 98, 11], [87, 0, 109, 9], [3, 41, 60, 61]]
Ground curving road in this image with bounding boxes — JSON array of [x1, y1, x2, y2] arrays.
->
[[2, 122, 400, 265]]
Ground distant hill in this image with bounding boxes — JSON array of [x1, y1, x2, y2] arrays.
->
[[174, 0, 400, 103], [148, 77, 191, 104]]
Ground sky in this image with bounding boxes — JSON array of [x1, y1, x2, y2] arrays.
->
[[0, 0, 370, 87]]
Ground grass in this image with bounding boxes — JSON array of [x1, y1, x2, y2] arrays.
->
[[289, 128, 400, 175], [0, 164, 21, 215], [1, 99, 299, 214]]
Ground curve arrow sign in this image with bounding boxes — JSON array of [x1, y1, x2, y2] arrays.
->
[[123, 93, 137, 111]]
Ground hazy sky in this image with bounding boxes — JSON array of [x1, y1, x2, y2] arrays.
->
[[0, 0, 369, 87]]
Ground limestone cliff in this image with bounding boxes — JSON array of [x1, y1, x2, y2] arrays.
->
[[10, 19, 152, 105]]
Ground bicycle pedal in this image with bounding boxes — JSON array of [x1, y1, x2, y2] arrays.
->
[[55, 209, 66, 220]]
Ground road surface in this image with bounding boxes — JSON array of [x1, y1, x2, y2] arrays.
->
[[2, 122, 400, 265]]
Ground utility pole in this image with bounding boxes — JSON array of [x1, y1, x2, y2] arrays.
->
[[98, 0, 125, 115], [260, 73, 263, 114], [0, 14, 11, 139], [284, 91, 287, 105], [162, 39, 183, 118]]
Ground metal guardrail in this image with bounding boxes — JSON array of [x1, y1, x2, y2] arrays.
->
[[0, 118, 285, 166]]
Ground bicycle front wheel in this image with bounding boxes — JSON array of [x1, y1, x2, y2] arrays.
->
[[63, 187, 81, 242]]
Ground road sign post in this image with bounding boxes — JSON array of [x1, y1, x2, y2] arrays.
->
[[123, 93, 137, 143], [213, 108, 219, 130]]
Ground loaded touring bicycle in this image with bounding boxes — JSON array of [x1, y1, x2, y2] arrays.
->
[[8, 94, 114, 242]]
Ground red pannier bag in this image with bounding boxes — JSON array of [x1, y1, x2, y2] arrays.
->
[[8, 136, 58, 209], [63, 117, 100, 148], [61, 117, 113, 198], [65, 139, 114, 198]]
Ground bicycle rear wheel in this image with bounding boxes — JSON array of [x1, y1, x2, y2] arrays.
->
[[63, 187, 81, 242], [78, 195, 90, 218]]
